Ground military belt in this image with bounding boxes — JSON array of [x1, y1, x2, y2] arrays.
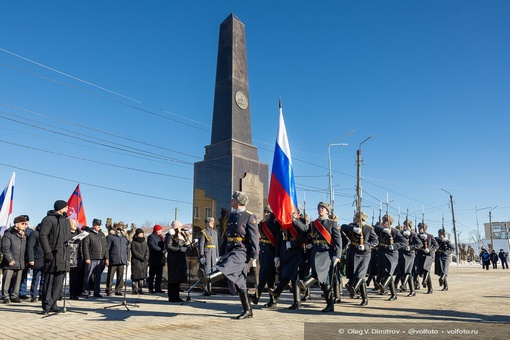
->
[[437, 249, 445, 253], [313, 240, 330, 245], [260, 239, 273, 244], [227, 237, 244, 242], [350, 242, 360, 247], [283, 237, 297, 241], [205, 245, 216, 249]]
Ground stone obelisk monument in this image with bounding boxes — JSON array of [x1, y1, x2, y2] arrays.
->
[[193, 14, 268, 231]]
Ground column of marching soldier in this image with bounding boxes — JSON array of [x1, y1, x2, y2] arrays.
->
[[0, 194, 454, 318]]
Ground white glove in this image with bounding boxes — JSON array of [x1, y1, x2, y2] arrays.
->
[[286, 241, 291, 250], [383, 228, 391, 234], [252, 259, 257, 268], [180, 246, 188, 252], [353, 227, 361, 235], [199, 257, 206, 265], [358, 245, 366, 251], [305, 243, 313, 250], [419, 233, 426, 240], [405, 246, 411, 251], [403, 230, 411, 237], [215, 257, 221, 264], [169, 229, 175, 236], [332, 256, 340, 265], [441, 237, 447, 242], [424, 248, 430, 254], [389, 244, 395, 251], [274, 257, 280, 267]]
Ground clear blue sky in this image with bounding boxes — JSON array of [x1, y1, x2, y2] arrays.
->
[[1, 1, 509, 243]]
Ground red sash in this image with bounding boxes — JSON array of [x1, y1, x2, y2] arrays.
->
[[261, 221, 276, 247], [314, 219, 332, 245], [287, 223, 299, 239]]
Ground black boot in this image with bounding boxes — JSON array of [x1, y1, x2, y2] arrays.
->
[[301, 287, 311, 301], [422, 271, 429, 288], [426, 274, 433, 294], [387, 277, 397, 301], [198, 269, 225, 285], [297, 276, 316, 291], [236, 289, 253, 319], [379, 275, 392, 295], [407, 275, 416, 297], [208, 283, 216, 295], [289, 281, 301, 309], [321, 285, 334, 313], [439, 275, 444, 287], [348, 278, 363, 299], [249, 287, 260, 305], [264, 294, 277, 308], [359, 280, 368, 306], [269, 279, 288, 303], [414, 278, 420, 290], [442, 277, 448, 291], [333, 279, 341, 304], [400, 274, 410, 292]]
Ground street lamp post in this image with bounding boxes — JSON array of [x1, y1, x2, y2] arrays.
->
[[489, 206, 498, 251], [327, 130, 354, 208], [442, 189, 459, 263], [475, 206, 490, 252], [356, 135, 374, 214]]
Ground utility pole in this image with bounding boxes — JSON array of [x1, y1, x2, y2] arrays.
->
[[489, 206, 498, 251], [356, 134, 374, 216], [442, 189, 459, 263]]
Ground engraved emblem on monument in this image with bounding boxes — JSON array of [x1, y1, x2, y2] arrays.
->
[[235, 91, 249, 110]]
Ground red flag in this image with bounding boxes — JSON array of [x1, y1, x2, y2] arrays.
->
[[67, 184, 87, 228]]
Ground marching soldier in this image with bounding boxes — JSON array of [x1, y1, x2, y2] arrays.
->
[[416, 223, 439, 294], [374, 215, 406, 301], [198, 191, 259, 319], [293, 202, 342, 312], [341, 211, 378, 306], [434, 229, 453, 291], [250, 206, 281, 307], [268, 210, 307, 309], [198, 217, 219, 296], [397, 220, 423, 297]]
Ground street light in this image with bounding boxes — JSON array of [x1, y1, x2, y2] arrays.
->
[[489, 206, 498, 251], [475, 206, 490, 251], [356, 135, 374, 214], [327, 130, 354, 208], [441, 189, 459, 263]]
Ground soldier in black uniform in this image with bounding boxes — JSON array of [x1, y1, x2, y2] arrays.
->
[[341, 211, 378, 306], [268, 210, 307, 310], [397, 220, 423, 297], [198, 191, 259, 319], [434, 229, 453, 291], [293, 202, 341, 312], [374, 215, 406, 301], [250, 206, 281, 307], [198, 217, 219, 296], [416, 223, 439, 294]]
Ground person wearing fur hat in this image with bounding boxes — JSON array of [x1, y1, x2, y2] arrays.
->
[[131, 228, 148, 294], [294, 201, 342, 312], [395, 219, 423, 297], [165, 220, 188, 302], [147, 224, 166, 294], [434, 229, 453, 291], [39, 200, 71, 314], [198, 191, 259, 319], [198, 217, 219, 296], [105, 222, 129, 296], [82, 218, 107, 298], [416, 223, 439, 294], [373, 214, 407, 301], [1, 215, 29, 303], [341, 211, 379, 306]]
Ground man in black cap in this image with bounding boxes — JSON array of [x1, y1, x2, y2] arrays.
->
[[1, 215, 29, 303], [82, 218, 107, 298], [39, 200, 71, 314], [198, 191, 259, 319]]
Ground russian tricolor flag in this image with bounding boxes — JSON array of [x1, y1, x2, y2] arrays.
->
[[67, 183, 87, 228], [268, 100, 298, 229], [0, 172, 15, 236]]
